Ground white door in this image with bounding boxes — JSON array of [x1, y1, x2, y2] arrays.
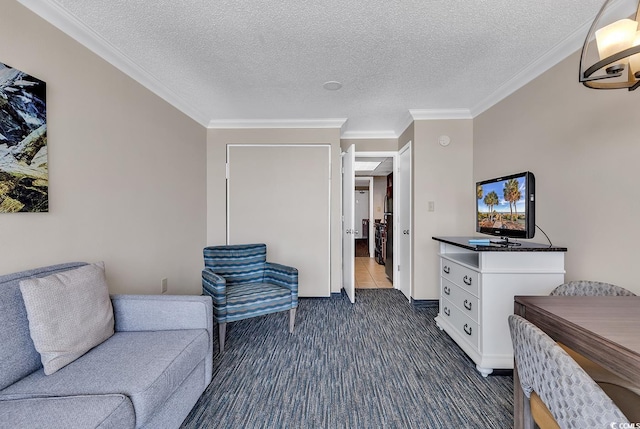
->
[[227, 144, 331, 297], [398, 142, 412, 300], [342, 144, 356, 303]]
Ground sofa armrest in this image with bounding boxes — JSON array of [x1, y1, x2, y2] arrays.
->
[[111, 294, 213, 383], [111, 294, 212, 333]]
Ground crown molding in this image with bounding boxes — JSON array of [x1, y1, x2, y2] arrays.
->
[[340, 130, 398, 140], [208, 118, 348, 130], [16, 0, 210, 126], [409, 109, 473, 120]]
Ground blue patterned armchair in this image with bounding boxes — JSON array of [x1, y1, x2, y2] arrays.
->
[[202, 243, 298, 353]]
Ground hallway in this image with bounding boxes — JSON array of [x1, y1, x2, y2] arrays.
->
[[355, 257, 393, 289]]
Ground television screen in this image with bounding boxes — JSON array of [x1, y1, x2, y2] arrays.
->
[[476, 171, 535, 240]]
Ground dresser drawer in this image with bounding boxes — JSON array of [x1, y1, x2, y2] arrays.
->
[[441, 278, 479, 323], [440, 297, 479, 349], [440, 258, 479, 296]]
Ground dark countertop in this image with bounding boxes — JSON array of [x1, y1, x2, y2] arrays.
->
[[432, 236, 567, 252]]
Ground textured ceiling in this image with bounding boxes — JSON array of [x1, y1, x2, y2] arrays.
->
[[20, 0, 607, 137]]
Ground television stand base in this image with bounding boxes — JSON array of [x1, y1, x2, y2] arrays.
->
[[489, 238, 522, 246]]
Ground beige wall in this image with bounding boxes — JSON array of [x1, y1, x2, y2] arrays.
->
[[475, 50, 640, 293], [413, 120, 474, 299], [206, 128, 342, 293], [0, 1, 207, 294]]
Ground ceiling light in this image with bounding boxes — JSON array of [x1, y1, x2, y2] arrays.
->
[[323, 81, 342, 91], [354, 161, 382, 171], [579, 0, 640, 90]]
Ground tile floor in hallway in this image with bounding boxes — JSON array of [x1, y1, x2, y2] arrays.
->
[[355, 257, 393, 289]]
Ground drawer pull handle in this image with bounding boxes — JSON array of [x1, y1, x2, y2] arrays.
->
[[463, 324, 472, 336], [443, 286, 451, 295], [463, 275, 472, 286], [464, 300, 472, 311], [443, 266, 450, 274], [444, 307, 450, 316]]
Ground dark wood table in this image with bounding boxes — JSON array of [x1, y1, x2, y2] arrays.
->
[[513, 295, 640, 429]]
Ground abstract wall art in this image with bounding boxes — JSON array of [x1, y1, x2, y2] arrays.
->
[[0, 61, 47, 212]]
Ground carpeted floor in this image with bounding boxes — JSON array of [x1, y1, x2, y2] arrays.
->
[[180, 289, 513, 429]]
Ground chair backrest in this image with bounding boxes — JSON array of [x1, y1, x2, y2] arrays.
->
[[550, 280, 636, 297], [508, 314, 629, 428], [203, 243, 267, 285]]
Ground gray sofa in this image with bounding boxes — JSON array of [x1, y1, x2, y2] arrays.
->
[[0, 262, 213, 429]]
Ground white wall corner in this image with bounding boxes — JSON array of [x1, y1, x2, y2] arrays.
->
[[394, 110, 415, 136]]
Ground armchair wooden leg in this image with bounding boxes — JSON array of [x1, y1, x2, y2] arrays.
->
[[289, 308, 296, 333], [218, 322, 226, 353]]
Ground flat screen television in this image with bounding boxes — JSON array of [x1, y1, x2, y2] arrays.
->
[[476, 171, 535, 241]]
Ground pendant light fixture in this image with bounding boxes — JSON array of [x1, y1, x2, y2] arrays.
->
[[580, 0, 640, 90]]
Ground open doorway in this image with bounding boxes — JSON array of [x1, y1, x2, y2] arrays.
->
[[353, 154, 394, 290], [342, 146, 411, 302]]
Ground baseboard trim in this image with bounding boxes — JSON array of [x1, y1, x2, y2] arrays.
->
[[412, 299, 439, 308]]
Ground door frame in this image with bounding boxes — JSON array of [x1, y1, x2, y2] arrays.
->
[[341, 145, 356, 303], [347, 151, 398, 288], [398, 142, 412, 300]]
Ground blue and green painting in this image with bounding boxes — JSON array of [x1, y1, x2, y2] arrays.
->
[[0, 61, 47, 212]]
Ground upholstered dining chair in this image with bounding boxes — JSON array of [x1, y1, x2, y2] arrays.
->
[[549, 280, 636, 297], [202, 243, 298, 353], [508, 314, 629, 429], [548, 280, 640, 422]]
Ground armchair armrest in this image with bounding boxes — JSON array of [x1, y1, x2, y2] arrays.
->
[[202, 269, 227, 321], [265, 262, 298, 307]]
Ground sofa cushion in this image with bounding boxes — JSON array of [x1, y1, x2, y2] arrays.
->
[[0, 262, 87, 390], [19, 262, 114, 375], [0, 394, 135, 429], [0, 329, 208, 428], [141, 360, 207, 429]]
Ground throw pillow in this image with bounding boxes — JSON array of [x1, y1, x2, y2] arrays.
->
[[19, 262, 114, 375]]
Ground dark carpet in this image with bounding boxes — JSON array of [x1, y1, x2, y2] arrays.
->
[[180, 289, 513, 429]]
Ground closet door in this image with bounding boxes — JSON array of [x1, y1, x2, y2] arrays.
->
[[226, 144, 331, 297]]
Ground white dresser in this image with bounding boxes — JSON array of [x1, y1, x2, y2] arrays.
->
[[433, 237, 567, 376]]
